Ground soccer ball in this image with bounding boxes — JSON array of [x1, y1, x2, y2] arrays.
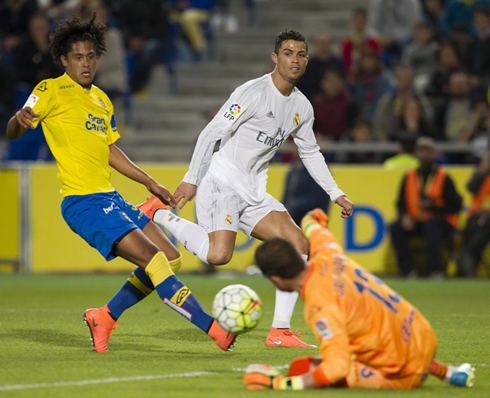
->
[[212, 284, 262, 334]]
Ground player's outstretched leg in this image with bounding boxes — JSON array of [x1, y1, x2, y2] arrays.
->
[[145, 251, 236, 351], [430, 359, 475, 387], [138, 196, 211, 264]]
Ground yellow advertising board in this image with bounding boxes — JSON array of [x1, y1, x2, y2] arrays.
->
[[1, 163, 475, 274], [0, 168, 20, 270]]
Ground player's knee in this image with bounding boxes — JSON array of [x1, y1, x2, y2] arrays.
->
[[207, 251, 233, 266]]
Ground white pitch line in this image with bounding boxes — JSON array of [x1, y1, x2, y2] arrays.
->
[[0, 365, 289, 392], [0, 364, 486, 392]]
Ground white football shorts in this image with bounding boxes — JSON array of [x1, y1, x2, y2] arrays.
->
[[195, 172, 287, 237]]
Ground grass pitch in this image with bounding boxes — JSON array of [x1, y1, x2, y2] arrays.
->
[[0, 274, 489, 398]]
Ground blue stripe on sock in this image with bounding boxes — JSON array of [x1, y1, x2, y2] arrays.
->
[[107, 281, 147, 319]]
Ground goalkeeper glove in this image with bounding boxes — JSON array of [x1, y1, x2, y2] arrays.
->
[[244, 364, 304, 390]]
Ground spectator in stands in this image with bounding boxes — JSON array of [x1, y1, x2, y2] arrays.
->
[[282, 149, 330, 227], [397, 97, 434, 139], [296, 32, 345, 101], [434, 71, 472, 141], [312, 68, 358, 142], [340, 7, 380, 79], [115, 0, 170, 93], [439, 0, 490, 37], [92, 4, 129, 101], [383, 134, 420, 170], [0, 0, 35, 56], [351, 49, 391, 122], [422, 0, 444, 33], [0, 44, 16, 135], [389, 136, 462, 278], [425, 41, 465, 101], [374, 68, 432, 141], [458, 97, 490, 160], [338, 118, 380, 163], [465, 6, 490, 90], [457, 150, 490, 277], [401, 21, 438, 93], [13, 13, 62, 87], [71, 0, 98, 21], [169, 0, 215, 62], [450, 24, 474, 68], [367, 0, 422, 67]]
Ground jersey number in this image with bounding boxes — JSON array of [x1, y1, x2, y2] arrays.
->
[[353, 269, 400, 314]]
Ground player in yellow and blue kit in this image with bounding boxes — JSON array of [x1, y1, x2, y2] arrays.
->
[[6, 15, 235, 353]]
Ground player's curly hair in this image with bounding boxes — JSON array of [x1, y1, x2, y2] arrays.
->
[[50, 14, 106, 66], [255, 238, 305, 279], [274, 29, 308, 54]]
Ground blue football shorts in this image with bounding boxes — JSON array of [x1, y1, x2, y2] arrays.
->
[[61, 190, 150, 261]]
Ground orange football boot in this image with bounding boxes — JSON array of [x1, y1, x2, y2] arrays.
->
[[265, 328, 317, 348], [137, 195, 167, 221], [208, 320, 237, 351], [83, 306, 119, 353]]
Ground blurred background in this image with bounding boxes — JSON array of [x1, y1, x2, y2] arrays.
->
[[1, 0, 490, 278]]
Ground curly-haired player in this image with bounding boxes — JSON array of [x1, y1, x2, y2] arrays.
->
[[6, 15, 235, 353]]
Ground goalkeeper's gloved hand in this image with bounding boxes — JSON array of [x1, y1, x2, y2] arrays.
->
[[244, 364, 304, 390], [301, 208, 329, 238], [306, 208, 329, 228]]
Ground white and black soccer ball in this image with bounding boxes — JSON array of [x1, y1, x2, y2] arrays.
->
[[212, 284, 262, 334]]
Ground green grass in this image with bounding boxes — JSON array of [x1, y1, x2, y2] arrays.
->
[[0, 274, 489, 397]]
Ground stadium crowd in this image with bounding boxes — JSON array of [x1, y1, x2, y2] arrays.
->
[[1, 0, 490, 163]]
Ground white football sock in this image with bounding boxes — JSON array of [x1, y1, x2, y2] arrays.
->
[[271, 253, 308, 329], [153, 209, 210, 264]]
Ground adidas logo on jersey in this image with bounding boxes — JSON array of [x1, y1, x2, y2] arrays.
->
[[266, 111, 274, 118]]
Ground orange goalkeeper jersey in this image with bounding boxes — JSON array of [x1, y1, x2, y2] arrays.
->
[[302, 227, 437, 387]]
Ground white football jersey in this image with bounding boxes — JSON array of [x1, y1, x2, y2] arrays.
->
[[183, 73, 345, 205]]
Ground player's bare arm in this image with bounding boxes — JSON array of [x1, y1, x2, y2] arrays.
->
[[173, 181, 197, 210], [108, 144, 176, 207], [6, 107, 40, 139], [336, 196, 354, 219]]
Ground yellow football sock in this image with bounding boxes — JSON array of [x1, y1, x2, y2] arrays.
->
[[145, 252, 174, 286], [169, 255, 183, 273]]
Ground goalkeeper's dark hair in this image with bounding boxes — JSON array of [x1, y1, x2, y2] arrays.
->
[[274, 29, 308, 54], [50, 14, 106, 66], [255, 238, 305, 279]]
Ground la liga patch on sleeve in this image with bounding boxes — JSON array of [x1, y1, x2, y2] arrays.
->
[[315, 318, 333, 339], [24, 94, 40, 109]]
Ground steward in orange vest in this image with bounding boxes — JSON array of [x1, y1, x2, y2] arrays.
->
[[457, 152, 490, 277], [390, 137, 462, 277]]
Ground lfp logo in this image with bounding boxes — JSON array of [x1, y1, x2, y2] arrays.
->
[[229, 103, 241, 115], [223, 103, 241, 121]]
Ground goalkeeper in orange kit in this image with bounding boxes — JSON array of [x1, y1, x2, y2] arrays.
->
[[244, 209, 475, 390]]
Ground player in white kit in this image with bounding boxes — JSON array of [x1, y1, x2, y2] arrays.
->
[[139, 29, 354, 348]]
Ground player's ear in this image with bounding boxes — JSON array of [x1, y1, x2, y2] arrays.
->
[[60, 55, 68, 67], [270, 275, 282, 287], [271, 52, 278, 65]]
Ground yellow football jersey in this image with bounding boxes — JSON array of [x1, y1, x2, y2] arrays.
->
[[26, 73, 120, 197]]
